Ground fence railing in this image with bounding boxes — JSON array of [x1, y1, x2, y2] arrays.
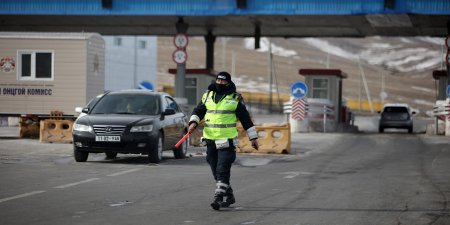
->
[[283, 100, 335, 132], [431, 103, 450, 135]]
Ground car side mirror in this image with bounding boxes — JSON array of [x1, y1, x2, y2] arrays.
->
[[82, 107, 89, 113], [75, 107, 83, 114], [163, 108, 176, 115]]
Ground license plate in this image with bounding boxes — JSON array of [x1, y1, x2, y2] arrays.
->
[[95, 136, 121, 142]]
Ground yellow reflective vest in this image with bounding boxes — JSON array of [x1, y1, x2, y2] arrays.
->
[[202, 91, 239, 140]]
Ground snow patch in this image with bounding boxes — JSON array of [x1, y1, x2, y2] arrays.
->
[[416, 37, 444, 46], [244, 37, 297, 57], [414, 99, 435, 107], [411, 86, 434, 93], [302, 38, 359, 61]]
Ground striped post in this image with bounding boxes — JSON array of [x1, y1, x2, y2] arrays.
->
[[291, 98, 306, 120]]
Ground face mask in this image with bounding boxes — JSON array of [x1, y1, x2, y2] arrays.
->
[[215, 83, 227, 92]]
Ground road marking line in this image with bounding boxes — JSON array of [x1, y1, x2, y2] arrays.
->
[[279, 171, 300, 179], [107, 168, 142, 177], [279, 171, 314, 179], [54, 178, 100, 189], [0, 190, 46, 203]]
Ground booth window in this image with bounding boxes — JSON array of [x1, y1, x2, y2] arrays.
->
[[113, 37, 122, 46], [17, 51, 54, 80], [139, 40, 147, 49], [185, 77, 197, 105], [165, 96, 181, 113], [312, 78, 329, 99]]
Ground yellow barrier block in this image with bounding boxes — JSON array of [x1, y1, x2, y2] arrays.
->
[[346, 99, 384, 112], [240, 91, 291, 105], [39, 119, 73, 143], [237, 123, 291, 154]]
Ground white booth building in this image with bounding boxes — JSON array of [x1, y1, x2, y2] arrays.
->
[[104, 36, 157, 91]]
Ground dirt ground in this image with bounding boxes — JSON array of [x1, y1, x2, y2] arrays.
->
[[157, 36, 443, 116]]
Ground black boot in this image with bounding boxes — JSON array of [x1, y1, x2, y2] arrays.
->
[[221, 186, 235, 207], [210, 181, 228, 210], [210, 193, 223, 210]]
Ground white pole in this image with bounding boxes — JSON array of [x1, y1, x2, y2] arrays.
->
[[323, 105, 327, 133], [231, 51, 236, 76], [381, 70, 385, 103], [358, 63, 362, 111], [358, 57, 374, 113], [326, 52, 330, 69], [268, 39, 273, 113], [441, 42, 444, 70], [222, 38, 227, 71], [133, 36, 137, 89]]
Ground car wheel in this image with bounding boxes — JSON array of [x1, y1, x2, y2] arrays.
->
[[105, 152, 117, 159], [408, 127, 413, 133], [74, 148, 89, 162], [173, 131, 188, 159], [379, 126, 384, 133], [148, 133, 163, 164]]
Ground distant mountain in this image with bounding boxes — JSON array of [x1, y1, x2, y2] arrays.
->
[[157, 36, 445, 115]]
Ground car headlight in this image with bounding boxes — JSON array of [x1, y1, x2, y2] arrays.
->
[[73, 123, 93, 133], [130, 124, 153, 132]]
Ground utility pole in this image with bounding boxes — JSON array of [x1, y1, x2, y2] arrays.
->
[[381, 70, 386, 103], [175, 18, 188, 98], [358, 57, 373, 113], [326, 52, 330, 69], [231, 51, 236, 76], [222, 37, 228, 71], [268, 39, 273, 113], [133, 36, 137, 88], [358, 62, 362, 111]]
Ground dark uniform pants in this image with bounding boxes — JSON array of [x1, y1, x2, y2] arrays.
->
[[205, 139, 236, 185]]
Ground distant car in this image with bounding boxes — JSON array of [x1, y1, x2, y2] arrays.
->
[[378, 103, 415, 133], [72, 90, 188, 163]]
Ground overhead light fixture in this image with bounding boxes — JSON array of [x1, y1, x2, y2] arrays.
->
[[237, 0, 247, 9], [384, 0, 395, 10], [255, 23, 261, 49], [102, 0, 112, 9], [176, 17, 189, 33]]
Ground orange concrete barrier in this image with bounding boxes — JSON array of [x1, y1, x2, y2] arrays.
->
[[50, 110, 64, 119], [237, 123, 291, 154], [39, 119, 73, 143]]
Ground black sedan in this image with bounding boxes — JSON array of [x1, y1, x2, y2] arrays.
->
[[72, 90, 188, 163]]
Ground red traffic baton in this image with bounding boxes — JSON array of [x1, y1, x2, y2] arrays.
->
[[174, 131, 191, 149]]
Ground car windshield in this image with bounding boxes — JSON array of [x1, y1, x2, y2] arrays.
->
[[85, 92, 106, 109], [90, 94, 160, 115]]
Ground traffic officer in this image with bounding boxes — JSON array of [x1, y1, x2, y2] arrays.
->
[[188, 71, 259, 210]]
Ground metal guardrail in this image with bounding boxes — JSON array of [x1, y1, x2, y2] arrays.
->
[[432, 105, 450, 116], [283, 102, 292, 114], [283, 102, 292, 123], [431, 104, 450, 135], [321, 105, 334, 133], [283, 101, 335, 133]]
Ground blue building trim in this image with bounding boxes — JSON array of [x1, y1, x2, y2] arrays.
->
[[0, 0, 449, 16]]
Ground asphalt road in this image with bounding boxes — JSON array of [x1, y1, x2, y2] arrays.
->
[[1, 117, 450, 225]]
